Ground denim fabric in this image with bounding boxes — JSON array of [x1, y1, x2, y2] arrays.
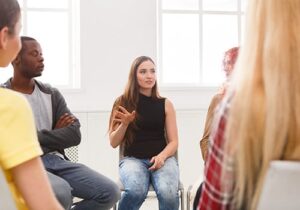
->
[[47, 172, 73, 209], [118, 156, 179, 210], [42, 154, 120, 210]]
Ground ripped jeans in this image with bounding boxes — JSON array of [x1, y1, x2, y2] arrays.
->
[[118, 156, 179, 210]]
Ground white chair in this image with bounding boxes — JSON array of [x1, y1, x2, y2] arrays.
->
[[186, 178, 202, 210], [65, 146, 84, 205], [257, 160, 300, 210], [113, 147, 185, 210], [65, 145, 79, 163], [0, 169, 17, 210]]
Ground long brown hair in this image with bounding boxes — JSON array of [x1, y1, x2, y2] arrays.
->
[[109, 56, 160, 146], [224, 0, 300, 209]]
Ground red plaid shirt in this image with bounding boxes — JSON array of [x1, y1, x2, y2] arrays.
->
[[198, 97, 234, 210]]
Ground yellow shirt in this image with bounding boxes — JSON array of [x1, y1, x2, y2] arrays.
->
[[0, 88, 43, 210]]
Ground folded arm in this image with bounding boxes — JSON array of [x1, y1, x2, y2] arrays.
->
[[38, 88, 81, 153]]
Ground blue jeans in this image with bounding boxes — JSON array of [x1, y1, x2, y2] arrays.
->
[[118, 156, 179, 210], [47, 172, 73, 209], [42, 154, 120, 210]]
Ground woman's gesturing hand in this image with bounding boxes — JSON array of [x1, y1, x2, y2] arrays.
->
[[114, 106, 136, 125]]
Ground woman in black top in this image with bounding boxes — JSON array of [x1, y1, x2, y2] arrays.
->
[[109, 56, 179, 210]]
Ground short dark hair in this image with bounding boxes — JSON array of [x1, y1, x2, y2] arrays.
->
[[21, 36, 36, 46], [12, 36, 37, 65], [0, 0, 20, 35], [19, 36, 37, 55]]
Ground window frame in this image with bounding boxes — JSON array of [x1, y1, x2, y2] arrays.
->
[[157, 0, 245, 88], [19, 0, 80, 90]]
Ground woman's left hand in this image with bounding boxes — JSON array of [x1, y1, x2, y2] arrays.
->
[[149, 154, 166, 171]]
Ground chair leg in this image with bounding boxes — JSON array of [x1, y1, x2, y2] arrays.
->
[[113, 203, 117, 210], [187, 185, 192, 210], [180, 188, 185, 210]]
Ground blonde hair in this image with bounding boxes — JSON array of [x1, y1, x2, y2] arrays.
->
[[225, 0, 300, 209]]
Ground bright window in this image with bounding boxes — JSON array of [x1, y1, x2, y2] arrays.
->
[[158, 0, 246, 86], [0, 0, 80, 89]]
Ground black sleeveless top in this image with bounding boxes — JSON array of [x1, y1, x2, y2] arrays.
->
[[124, 93, 167, 159]]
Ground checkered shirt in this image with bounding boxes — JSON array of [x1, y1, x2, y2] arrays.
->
[[198, 97, 235, 210]]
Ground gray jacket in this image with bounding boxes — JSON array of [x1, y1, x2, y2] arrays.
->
[[3, 79, 81, 156]]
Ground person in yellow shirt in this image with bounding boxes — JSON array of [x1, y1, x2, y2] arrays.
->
[[0, 0, 63, 209]]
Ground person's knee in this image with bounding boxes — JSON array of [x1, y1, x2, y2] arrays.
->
[[55, 184, 73, 210], [107, 181, 121, 204], [48, 173, 73, 209], [156, 185, 179, 203], [92, 180, 120, 208], [123, 183, 148, 202]]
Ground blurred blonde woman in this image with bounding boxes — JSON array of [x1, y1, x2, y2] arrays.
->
[[198, 0, 300, 209]]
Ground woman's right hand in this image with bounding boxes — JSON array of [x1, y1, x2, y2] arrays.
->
[[114, 106, 136, 125]]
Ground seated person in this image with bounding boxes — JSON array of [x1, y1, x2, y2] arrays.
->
[[4, 36, 120, 210], [109, 56, 180, 210], [0, 0, 63, 209], [200, 47, 239, 162], [194, 47, 239, 210]]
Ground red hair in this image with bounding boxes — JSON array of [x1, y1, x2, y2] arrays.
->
[[223, 47, 239, 68]]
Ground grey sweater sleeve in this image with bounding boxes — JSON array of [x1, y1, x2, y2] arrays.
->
[[38, 87, 81, 153], [2, 79, 81, 153]]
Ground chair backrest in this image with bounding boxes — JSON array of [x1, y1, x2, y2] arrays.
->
[[0, 169, 18, 210], [65, 146, 79, 163], [257, 161, 300, 210]]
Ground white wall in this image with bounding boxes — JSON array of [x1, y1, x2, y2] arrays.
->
[[63, 0, 218, 112], [63, 0, 157, 111]]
